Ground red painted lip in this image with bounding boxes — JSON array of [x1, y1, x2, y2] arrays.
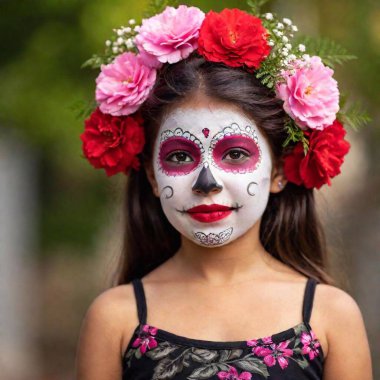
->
[[186, 204, 234, 223]]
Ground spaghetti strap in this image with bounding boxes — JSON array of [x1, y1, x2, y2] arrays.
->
[[131, 278, 147, 325], [302, 277, 319, 324]]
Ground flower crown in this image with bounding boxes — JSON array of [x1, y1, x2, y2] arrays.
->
[[80, 0, 369, 189]]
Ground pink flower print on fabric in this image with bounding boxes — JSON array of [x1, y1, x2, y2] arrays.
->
[[217, 366, 252, 380], [276, 56, 340, 131], [301, 329, 321, 360], [135, 5, 205, 68], [247, 336, 273, 357], [132, 324, 158, 354], [248, 338, 293, 370], [95, 52, 156, 116]]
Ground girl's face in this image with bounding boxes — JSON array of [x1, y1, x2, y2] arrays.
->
[[151, 103, 275, 247]]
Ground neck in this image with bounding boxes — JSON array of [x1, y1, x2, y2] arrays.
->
[[172, 220, 275, 286]]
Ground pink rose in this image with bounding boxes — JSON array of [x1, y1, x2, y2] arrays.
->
[[135, 5, 205, 68], [95, 52, 156, 116], [276, 56, 340, 130]]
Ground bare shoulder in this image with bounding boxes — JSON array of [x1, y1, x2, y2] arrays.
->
[[75, 284, 138, 380], [314, 283, 373, 379], [314, 284, 365, 331], [86, 284, 137, 325]]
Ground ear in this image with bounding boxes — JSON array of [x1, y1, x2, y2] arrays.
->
[[270, 159, 288, 193], [145, 162, 160, 198]]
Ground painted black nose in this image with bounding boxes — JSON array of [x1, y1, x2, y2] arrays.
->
[[192, 165, 223, 195]]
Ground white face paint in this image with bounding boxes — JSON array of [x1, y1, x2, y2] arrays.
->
[[152, 106, 273, 247]]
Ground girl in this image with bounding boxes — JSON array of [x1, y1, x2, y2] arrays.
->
[[76, 4, 373, 380]]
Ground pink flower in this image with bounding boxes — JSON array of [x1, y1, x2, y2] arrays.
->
[[135, 5, 205, 68], [276, 56, 340, 131], [95, 52, 156, 116], [247, 336, 273, 357], [251, 339, 293, 370], [301, 330, 321, 360], [132, 324, 158, 354], [217, 366, 252, 380]]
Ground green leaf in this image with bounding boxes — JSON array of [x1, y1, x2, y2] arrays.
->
[[339, 102, 371, 131], [282, 119, 309, 154], [81, 54, 108, 69], [69, 99, 96, 120], [235, 357, 270, 377], [293, 356, 310, 369], [296, 36, 356, 68], [144, 0, 180, 18], [246, 0, 270, 15]]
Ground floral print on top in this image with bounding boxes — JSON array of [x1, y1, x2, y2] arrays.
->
[[122, 322, 323, 380]]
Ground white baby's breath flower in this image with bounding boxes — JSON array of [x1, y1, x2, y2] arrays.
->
[[283, 18, 292, 25], [265, 13, 274, 20], [282, 49, 289, 57], [117, 37, 124, 45], [298, 44, 306, 52], [126, 38, 134, 49], [129, 19, 136, 25], [282, 36, 289, 43], [112, 46, 119, 54], [124, 27, 132, 33], [134, 26, 140, 32], [285, 43, 292, 50], [303, 54, 311, 60], [274, 29, 283, 37], [292, 25, 298, 32], [288, 54, 296, 61], [268, 40, 275, 47], [277, 22, 284, 30], [117, 29, 124, 36], [105, 40, 112, 47]]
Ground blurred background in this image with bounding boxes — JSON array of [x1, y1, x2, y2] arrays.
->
[[0, 0, 379, 379]]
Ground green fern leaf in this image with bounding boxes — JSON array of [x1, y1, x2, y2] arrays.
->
[[296, 36, 356, 68], [282, 119, 309, 154], [144, 0, 180, 18], [81, 54, 108, 69], [339, 102, 371, 131], [246, 0, 270, 15], [69, 99, 97, 120]]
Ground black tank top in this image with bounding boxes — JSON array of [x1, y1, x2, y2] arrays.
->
[[122, 278, 323, 379]]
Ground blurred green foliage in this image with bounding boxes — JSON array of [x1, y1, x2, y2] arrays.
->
[[0, 0, 378, 257]]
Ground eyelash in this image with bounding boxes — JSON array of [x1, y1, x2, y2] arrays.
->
[[166, 148, 251, 164], [222, 148, 251, 161], [166, 151, 194, 163]]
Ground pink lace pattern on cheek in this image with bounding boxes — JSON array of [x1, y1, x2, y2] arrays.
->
[[158, 136, 202, 176], [212, 135, 261, 173]]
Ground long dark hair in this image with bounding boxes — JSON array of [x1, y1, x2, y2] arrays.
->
[[112, 55, 334, 285]]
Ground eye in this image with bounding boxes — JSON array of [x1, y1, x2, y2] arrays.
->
[[166, 151, 194, 164], [223, 148, 251, 163]]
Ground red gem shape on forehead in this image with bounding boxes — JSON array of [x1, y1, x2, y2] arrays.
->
[[202, 128, 210, 138]]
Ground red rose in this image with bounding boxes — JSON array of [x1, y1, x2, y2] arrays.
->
[[198, 8, 271, 70], [283, 120, 351, 189], [80, 108, 145, 176]]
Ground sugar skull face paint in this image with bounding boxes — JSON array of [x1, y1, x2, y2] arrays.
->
[[152, 106, 273, 247]]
